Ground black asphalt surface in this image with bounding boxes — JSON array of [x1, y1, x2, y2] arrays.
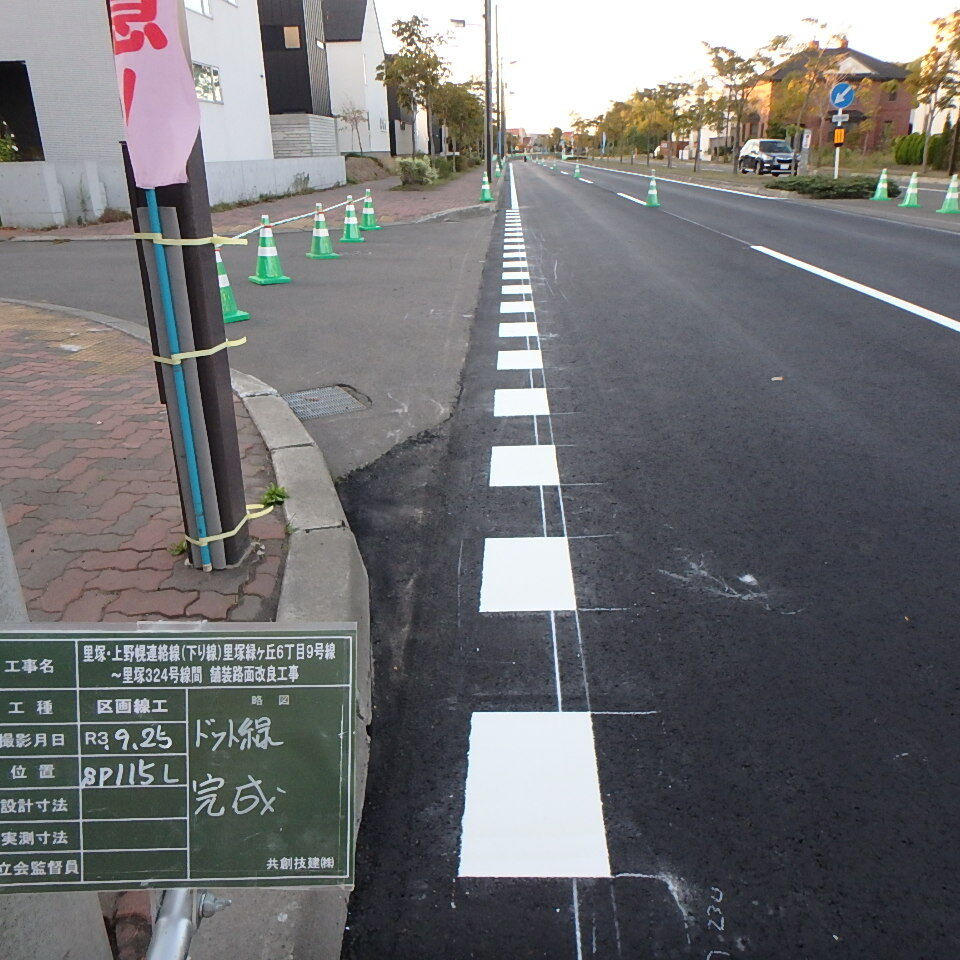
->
[[340, 161, 960, 958]]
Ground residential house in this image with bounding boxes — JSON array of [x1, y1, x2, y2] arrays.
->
[[258, 0, 342, 158], [0, 0, 345, 228], [322, 0, 391, 156], [752, 39, 911, 151]]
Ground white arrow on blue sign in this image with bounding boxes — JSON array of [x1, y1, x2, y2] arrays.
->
[[830, 82, 855, 110]]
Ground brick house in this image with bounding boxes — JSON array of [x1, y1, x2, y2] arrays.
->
[[751, 40, 912, 150]]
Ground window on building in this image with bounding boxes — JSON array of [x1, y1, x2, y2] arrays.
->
[[283, 26, 302, 48], [184, 0, 212, 16], [193, 63, 223, 103]]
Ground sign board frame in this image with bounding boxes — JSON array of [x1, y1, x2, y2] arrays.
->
[[0, 623, 357, 894]]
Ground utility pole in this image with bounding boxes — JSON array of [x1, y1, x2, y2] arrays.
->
[[483, 0, 494, 182], [495, 7, 503, 160]]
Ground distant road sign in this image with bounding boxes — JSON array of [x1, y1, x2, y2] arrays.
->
[[830, 82, 855, 110], [832, 112, 850, 124]]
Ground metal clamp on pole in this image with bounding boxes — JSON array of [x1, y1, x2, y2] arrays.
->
[[146, 889, 232, 960]]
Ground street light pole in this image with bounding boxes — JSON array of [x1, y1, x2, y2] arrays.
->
[[483, 0, 494, 182]]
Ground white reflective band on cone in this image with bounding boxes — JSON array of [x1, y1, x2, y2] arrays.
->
[[258, 247, 279, 257], [218, 273, 230, 287]]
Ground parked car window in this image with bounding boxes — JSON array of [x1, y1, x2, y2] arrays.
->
[[759, 140, 792, 153]]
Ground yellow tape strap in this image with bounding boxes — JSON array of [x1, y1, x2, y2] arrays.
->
[[184, 504, 275, 548], [133, 232, 247, 247], [153, 336, 247, 366]]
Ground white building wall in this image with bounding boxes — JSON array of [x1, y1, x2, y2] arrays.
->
[[185, 0, 275, 162], [327, 42, 368, 152], [0, 0, 124, 162], [359, 1, 391, 154]]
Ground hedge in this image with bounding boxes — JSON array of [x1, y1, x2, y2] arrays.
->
[[766, 175, 903, 199]]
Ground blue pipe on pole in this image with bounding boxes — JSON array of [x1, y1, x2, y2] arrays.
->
[[144, 188, 213, 571]]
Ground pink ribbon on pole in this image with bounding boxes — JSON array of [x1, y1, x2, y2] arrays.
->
[[108, 0, 201, 188]]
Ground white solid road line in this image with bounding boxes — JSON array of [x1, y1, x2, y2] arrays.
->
[[617, 192, 646, 206], [752, 245, 960, 335], [489, 444, 559, 486], [458, 712, 610, 878], [493, 388, 550, 416], [497, 348, 543, 370], [579, 178, 594, 184], [510, 164, 519, 209], [498, 320, 539, 338], [569, 160, 778, 202], [479, 537, 577, 611]]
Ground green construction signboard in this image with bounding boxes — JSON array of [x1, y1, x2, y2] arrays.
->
[[0, 624, 357, 893]]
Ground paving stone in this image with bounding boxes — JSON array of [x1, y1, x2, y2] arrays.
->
[[0, 310, 284, 625], [105, 589, 198, 618]]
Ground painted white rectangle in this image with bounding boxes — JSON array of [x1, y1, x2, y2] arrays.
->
[[501, 284, 534, 296], [501, 271, 530, 280], [458, 711, 610, 878], [498, 321, 539, 338], [752, 245, 960, 335], [497, 349, 542, 370], [479, 537, 577, 612], [500, 301, 534, 314], [493, 388, 549, 416], [503, 244, 526, 250], [617, 192, 646, 206], [503, 253, 527, 261], [489, 444, 559, 486]]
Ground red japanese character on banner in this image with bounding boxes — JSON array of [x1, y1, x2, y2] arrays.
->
[[109, 1, 169, 55], [107, 0, 200, 187]]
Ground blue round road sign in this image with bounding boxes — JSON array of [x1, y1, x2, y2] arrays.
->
[[830, 82, 855, 109]]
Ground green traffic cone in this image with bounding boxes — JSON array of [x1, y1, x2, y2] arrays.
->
[[574, 162, 581, 179], [248, 216, 292, 285], [936, 174, 960, 214], [480, 173, 494, 202], [216, 246, 250, 323], [898, 171, 921, 208], [495, 159, 503, 178], [646, 171, 661, 208], [306, 204, 340, 259], [871, 168, 891, 201], [359, 189, 382, 231], [339, 196, 364, 243]]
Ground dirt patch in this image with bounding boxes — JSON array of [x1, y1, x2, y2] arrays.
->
[[346, 156, 394, 182]]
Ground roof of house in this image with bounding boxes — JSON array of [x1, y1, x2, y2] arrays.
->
[[322, 0, 368, 42], [768, 46, 907, 82]]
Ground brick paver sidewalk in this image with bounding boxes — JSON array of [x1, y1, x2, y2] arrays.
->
[[1, 166, 497, 241], [0, 303, 285, 622]]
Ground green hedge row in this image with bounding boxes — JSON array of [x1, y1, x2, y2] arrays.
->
[[766, 175, 902, 199], [893, 123, 954, 169]]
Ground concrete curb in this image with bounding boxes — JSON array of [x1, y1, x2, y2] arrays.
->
[[405, 201, 495, 224], [0, 297, 372, 960]]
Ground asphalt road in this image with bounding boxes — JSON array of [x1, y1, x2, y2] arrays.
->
[[0, 212, 489, 477], [340, 161, 960, 958]]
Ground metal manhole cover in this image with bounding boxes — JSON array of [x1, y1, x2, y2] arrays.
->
[[282, 385, 369, 421]]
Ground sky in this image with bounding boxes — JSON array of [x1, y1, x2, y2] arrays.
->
[[372, 0, 950, 132]]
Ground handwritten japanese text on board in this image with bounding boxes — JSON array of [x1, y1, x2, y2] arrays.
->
[[0, 627, 356, 893]]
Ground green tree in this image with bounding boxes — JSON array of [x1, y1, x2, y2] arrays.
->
[[704, 34, 792, 168], [432, 81, 485, 156], [909, 11, 960, 172], [680, 80, 727, 171], [377, 16, 448, 155], [336, 104, 369, 154], [601, 101, 631, 159]]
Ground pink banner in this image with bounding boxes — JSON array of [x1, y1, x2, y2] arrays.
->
[[108, 0, 201, 188]]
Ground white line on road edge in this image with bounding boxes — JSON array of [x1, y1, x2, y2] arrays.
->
[[566, 160, 778, 202], [510, 164, 519, 210], [753, 246, 960, 335], [617, 192, 647, 206]]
